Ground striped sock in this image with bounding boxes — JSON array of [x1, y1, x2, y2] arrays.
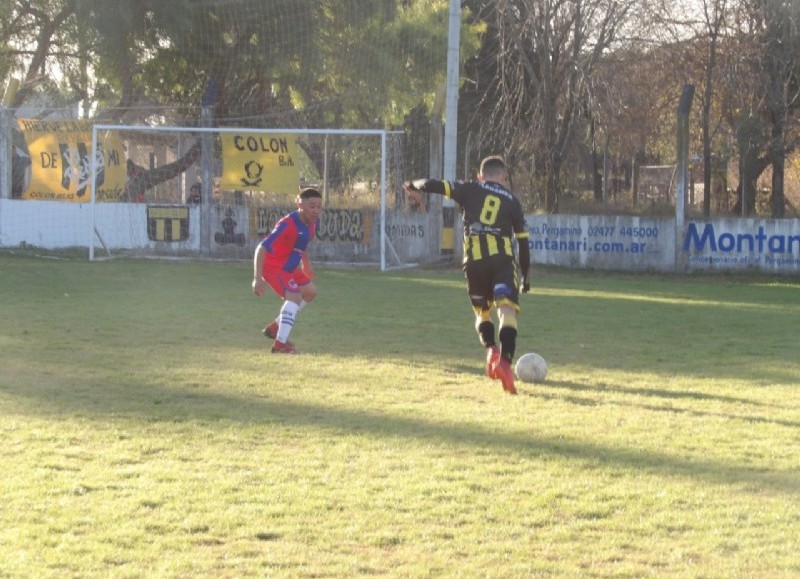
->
[[277, 301, 300, 343]]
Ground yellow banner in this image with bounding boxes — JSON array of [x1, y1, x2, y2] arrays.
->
[[220, 133, 299, 194], [16, 119, 126, 202]]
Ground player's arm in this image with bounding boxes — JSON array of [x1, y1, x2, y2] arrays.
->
[[517, 234, 531, 293], [252, 243, 267, 296], [402, 179, 450, 205], [512, 201, 531, 293]]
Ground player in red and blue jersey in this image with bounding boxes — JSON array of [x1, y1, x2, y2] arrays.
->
[[252, 187, 323, 354]]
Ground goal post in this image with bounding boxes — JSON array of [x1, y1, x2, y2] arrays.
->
[[88, 124, 437, 270]]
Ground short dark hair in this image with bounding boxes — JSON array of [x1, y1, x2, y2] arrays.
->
[[480, 155, 506, 177], [299, 187, 322, 200]]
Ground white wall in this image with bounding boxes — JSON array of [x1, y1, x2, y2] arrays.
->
[[0, 199, 441, 264], [527, 215, 675, 272], [681, 218, 800, 275], [526, 214, 800, 275], [1, 199, 94, 249], [2, 199, 799, 275], [0, 199, 200, 254]]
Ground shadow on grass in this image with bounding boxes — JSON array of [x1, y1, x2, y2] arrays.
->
[[530, 379, 800, 429], [540, 379, 774, 407], [453, 363, 800, 432], [3, 374, 799, 497], [3, 260, 799, 499]]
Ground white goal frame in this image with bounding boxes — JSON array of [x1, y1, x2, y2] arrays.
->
[[90, 124, 402, 270]]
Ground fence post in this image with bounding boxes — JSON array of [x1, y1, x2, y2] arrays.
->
[[0, 108, 11, 200], [0, 79, 19, 200], [675, 84, 695, 272]]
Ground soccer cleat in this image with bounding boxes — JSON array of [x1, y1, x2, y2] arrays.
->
[[264, 322, 294, 348], [486, 346, 500, 379], [262, 321, 279, 339], [271, 340, 297, 354], [492, 357, 518, 395]]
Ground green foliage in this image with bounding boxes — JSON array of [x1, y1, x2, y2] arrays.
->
[[1, 254, 799, 576], [1, 0, 485, 130], [2, 0, 798, 214]]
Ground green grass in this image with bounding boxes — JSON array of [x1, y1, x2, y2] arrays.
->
[[1, 251, 799, 578]]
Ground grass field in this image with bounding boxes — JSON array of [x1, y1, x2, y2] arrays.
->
[[1, 251, 799, 578]]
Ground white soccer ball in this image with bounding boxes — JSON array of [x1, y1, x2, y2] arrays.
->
[[515, 353, 547, 383]]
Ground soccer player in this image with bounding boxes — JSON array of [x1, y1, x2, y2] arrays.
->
[[252, 187, 323, 354], [403, 156, 530, 394]]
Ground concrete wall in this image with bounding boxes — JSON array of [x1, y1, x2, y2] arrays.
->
[[2, 199, 798, 275], [680, 218, 800, 275], [526, 214, 800, 275], [0, 199, 440, 266], [527, 215, 675, 273]]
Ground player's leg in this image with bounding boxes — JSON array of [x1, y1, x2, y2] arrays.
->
[[260, 270, 299, 353], [261, 269, 286, 341], [491, 304, 518, 394], [298, 280, 318, 308], [272, 291, 301, 352], [264, 281, 316, 339], [474, 304, 501, 378], [489, 260, 520, 394], [273, 274, 317, 352], [464, 261, 502, 380], [260, 268, 283, 339], [464, 261, 494, 346], [474, 305, 495, 348], [492, 258, 521, 363], [497, 305, 518, 362]]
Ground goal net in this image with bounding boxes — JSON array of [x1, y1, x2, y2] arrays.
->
[[82, 125, 437, 269]]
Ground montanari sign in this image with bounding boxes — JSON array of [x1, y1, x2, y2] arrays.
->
[[525, 215, 800, 275], [683, 221, 800, 270]]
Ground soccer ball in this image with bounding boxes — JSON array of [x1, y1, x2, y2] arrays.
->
[[515, 353, 547, 383]]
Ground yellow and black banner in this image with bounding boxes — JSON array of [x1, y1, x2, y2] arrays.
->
[[147, 206, 189, 242], [220, 133, 299, 194], [17, 119, 126, 202]]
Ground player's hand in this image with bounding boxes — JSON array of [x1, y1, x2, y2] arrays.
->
[[252, 277, 266, 296], [521, 278, 530, 293], [403, 181, 422, 206]]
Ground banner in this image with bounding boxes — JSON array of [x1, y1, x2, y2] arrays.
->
[[17, 119, 125, 202], [220, 133, 299, 194], [147, 206, 190, 242]]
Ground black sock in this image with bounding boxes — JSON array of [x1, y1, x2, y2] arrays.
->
[[499, 326, 517, 362], [477, 321, 496, 348]]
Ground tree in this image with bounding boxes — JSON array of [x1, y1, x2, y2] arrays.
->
[[588, 43, 684, 207], [1, 0, 78, 110], [699, 0, 729, 217], [3, 1, 476, 192], [723, 0, 800, 216], [759, 0, 800, 217], [462, 0, 636, 213], [652, 0, 734, 217]]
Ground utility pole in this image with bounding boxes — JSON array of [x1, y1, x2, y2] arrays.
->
[[443, 0, 460, 181]]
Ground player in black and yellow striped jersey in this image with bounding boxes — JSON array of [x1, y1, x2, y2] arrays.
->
[[403, 156, 530, 395]]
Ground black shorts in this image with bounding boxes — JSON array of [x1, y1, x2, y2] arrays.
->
[[463, 255, 520, 311]]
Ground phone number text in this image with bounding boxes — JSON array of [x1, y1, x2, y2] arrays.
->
[[586, 226, 659, 238]]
